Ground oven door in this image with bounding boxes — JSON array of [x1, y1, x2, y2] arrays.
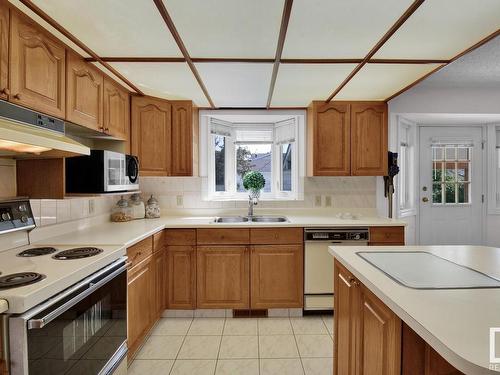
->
[[9, 258, 127, 375]]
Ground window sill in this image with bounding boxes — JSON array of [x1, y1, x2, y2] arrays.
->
[[205, 195, 303, 202]]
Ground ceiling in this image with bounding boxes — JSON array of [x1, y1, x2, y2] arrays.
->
[[10, 0, 500, 108]]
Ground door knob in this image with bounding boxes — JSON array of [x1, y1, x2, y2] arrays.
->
[[422, 197, 429, 202]]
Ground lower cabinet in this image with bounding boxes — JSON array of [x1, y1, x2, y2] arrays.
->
[[250, 245, 303, 309], [153, 245, 167, 319], [166, 245, 196, 309], [196, 245, 250, 309], [334, 260, 401, 375], [127, 255, 154, 359]]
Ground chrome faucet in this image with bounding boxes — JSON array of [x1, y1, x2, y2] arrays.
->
[[248, 196, 258, 218]]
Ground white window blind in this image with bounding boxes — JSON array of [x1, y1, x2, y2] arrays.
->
[[274, 118, 296, 145], [234, 127, 273, 144], [210, 118, 233, 137]]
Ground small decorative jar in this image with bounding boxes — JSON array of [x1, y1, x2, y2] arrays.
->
[[110, 196, 133, 222], [129, 193, 145, 220], [145, 195, 161, 219]]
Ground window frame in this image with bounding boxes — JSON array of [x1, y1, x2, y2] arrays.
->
[[397, 118, 417, 217]]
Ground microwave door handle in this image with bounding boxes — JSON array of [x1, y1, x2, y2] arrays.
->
[[27, 263, 126, 329]]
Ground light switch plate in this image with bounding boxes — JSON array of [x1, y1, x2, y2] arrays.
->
[[176, 195, 183, 207], [325, 195, 332, 207], [314, 195, 322, 207]]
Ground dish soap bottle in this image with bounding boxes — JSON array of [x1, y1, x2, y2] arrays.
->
[[145, 195, 161, 219], [129, 193, 145, 220]]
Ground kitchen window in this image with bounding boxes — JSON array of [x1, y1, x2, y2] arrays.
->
[[398, 119, 416, 216], [203, 113, 303, 200]]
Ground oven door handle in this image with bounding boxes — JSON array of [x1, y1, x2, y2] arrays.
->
[[26, 262, 127, 330]]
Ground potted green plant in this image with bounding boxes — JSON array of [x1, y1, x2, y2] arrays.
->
[[243, 171, 266, 199]]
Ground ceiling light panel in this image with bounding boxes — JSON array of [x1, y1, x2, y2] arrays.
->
[[109, 62, 209, 106], [335, 63, 443, 101], [164, 0, 284, 58], [271, 64, 357, 107], [195, 63, 273, 107], [282, 0, 414, 59], [29, 0, 182, 57], [375, 0, 500, 59]]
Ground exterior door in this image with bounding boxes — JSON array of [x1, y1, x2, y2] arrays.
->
[[419, 127, 483, 245]]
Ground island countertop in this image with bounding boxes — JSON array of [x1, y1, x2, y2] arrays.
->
[[329, 245, 500, 375]]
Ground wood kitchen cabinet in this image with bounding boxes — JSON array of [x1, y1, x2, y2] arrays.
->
[[165, 229, 196, 309], [334, 260, 401, 375], [66, 51, 103, 131], [153, 230, 167, 319], [0, 1, 8, 100], [103, 77, 130, 141], [369, 226, 405, 246], [250, 244, 303, 309], [351, 102, 388, 176], [9, 10, 66, 118], [197, 245, 250, 309], [171, 101, 193, 176], [307, 101, 387, 176]]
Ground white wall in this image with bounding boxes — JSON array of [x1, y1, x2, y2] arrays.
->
[[386, 85, 500, 246]]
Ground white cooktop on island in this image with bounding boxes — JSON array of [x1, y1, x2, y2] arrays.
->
[[329, 245, 500, 374]]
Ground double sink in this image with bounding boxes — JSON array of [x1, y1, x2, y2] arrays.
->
[[214, 215, 289, 223]]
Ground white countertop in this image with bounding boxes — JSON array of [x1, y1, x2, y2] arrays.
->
[[36, 212, 405, 247], [329, 245, 500, 374], [0, 299, 7, 313]]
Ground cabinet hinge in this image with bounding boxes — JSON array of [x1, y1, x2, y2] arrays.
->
[[482, 194, 485, 203], [481, 140, 486, 150]]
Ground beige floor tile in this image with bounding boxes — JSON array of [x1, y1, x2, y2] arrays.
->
[[219, 336, 258, 359], [170, 359, 217, 375], [258, 318, 293, 335], [188, 318, 225, 335], [321, 315, 334, 335], [215, 359, 259, 375], [260, 358, 304, 375], [259, 335, 299, 358], [136, 336, 184, 360], [295, 335, 333, 358], [128, 359, 174, 375], [302, 357, 334, 375], [223, 319, 258, 335], [152, 318, 193, 335], [290, 317, 328, 335], [177, 335, 221, 359]]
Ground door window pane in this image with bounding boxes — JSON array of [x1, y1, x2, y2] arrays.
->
[[432, 147, 444, 161], [281, 143, 292, 192], [214, 136, 226, 192], [432, 183, 442, 203], [458, 183, 470, 203], [432, 162, 442, 182], [445, 147, 456, 160], [457, 162, 469, 182], [236, 143, 272, 193], [444, 183, 456, 204]]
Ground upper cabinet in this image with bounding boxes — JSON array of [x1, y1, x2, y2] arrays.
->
[[131, 96, 194, 176], [351, 102, 388, 176], [103, 77, 130, 141], [66, 51, 103, 131], [9, 11, 66, 118], [307, 101, 388, 176], [0, 1, 8, 100]]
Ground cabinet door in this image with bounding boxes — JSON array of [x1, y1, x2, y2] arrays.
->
[[66, 51, 104, 130], [309, 101, 350, 176], [351, 103, 388, 176], [103, 77, 130, 141], [334, 261, 358, 375], [357, 284, 401, 375], [250, 244, 303, 309], [10, 11, 65, 118], [197, 245, 249, 309], [171, 101, 193, 176], [127, 256, 154, 359], [0, 2, 8, 100], [153, 248, 167, 318], [131, 96, 172, 176], [166, 245, 196, 309]]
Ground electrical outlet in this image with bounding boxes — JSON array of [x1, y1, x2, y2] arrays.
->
[[88, 199, 95, 215], [325, 195, 332, 207], [314, 195, 322, 207], [176, 195, 183, 207]]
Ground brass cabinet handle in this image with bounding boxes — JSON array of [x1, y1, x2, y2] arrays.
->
[[13, 93, 21, 100], [0, 87, 9, 96], [104, 127, 109, 132]]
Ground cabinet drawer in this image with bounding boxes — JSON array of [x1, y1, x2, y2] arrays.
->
[[197, 229, 249, 245], [153, 230, 165, 253], [369, 226, 404, 244], [250, 228, 303, 245], [165, 229, 196, 245], [127, 236, 153, 268]]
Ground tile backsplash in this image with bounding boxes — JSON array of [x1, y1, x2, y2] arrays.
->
[[139, 176, 376, 211]]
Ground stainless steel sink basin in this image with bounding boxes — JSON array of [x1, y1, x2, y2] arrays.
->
[[214, 216, 249, 223], [251, 216, 288, 223]]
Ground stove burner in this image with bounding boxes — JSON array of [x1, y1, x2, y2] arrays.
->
[[53, 247, 103, 260], [17, 247, 57, 257], [0, 272, 45, 289]]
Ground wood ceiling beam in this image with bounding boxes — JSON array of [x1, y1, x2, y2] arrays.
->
[[385, 28, 500, 101], [152, 0, 215, 108], [266, 0, 294, 109], [325, 0, 425, 102], [18, 0, 145, 95]]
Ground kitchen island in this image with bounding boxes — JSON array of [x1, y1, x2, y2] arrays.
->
[[329, 245, 500, 374]]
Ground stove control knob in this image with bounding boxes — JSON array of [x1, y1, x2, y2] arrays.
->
[[1, 212, 10, 221], [353, 233, 361, 240], [20, 215, 28, 223], [18, 204, 26, 212]]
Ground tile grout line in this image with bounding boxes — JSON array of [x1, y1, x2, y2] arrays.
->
[[214, 317, 226, 374], [289, 317, 307, 375], [168, 317, 195, 375]]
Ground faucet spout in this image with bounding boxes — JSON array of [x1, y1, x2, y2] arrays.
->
[[248, 196, 258, 218]]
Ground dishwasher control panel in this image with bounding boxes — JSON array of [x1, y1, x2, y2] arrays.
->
[[304, 228, 369, 242]]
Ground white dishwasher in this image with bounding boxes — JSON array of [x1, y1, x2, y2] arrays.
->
[[304, 228, 369, 311]]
